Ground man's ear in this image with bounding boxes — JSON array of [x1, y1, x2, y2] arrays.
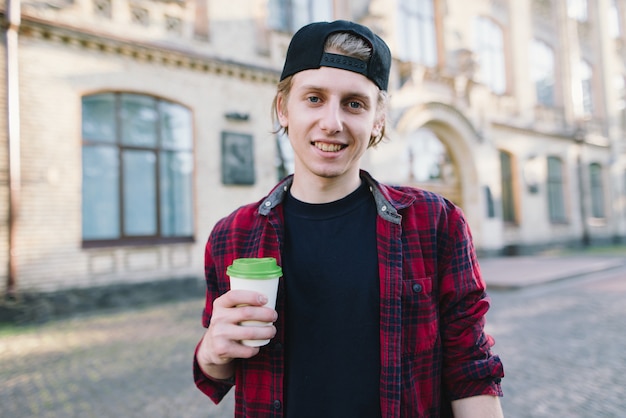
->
[[276, 94, 288, 127], [371, 115, 385, 138]]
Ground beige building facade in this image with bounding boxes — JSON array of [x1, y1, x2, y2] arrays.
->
[[0, 0, 625, 296]]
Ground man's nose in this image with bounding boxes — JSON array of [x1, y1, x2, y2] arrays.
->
[[319, 100, 343, 134]]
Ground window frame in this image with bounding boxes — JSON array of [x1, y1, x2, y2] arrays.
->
[[473, 16, 507, 95], [531, 39, 556, 107], [397, 0, 438, 67], [81, 92, 195, 248]]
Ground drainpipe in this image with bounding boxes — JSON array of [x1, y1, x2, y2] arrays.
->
[[5, 0, 20, 299]]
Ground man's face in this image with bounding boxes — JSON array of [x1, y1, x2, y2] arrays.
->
[[277, 66, 383, 183]]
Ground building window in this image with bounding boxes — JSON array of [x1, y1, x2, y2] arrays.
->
[[579, 60, 594, 115], [547, 157, 567, 222], [532, 0, 554, 21], [82, 93, 194, 245], [622, 170, 626, 217], [500, 150, 517, 223], [268, 0, 333, 33], [276, 129, 294, 180], [397, 0, 437, 66], [473, 16, 506, 94], [615, 75, 626, 133], [567, 0, 588, 22], [589, 163, 605, 218], [609, 0, 622, 38], [531, 39, 556, 107], [485, 186, 496, 218], [408, 128, 454, 183]]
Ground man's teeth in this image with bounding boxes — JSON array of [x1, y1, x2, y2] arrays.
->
[[314, 142, 343, 152]]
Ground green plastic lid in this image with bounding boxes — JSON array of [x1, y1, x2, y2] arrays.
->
[[226, 257, 282, 279]]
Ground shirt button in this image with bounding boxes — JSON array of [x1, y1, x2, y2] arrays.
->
[[264, 201, 272, 207], [273, 400, 282, 410], [412, 283, 423, 293], [381, 205, 387, 212]]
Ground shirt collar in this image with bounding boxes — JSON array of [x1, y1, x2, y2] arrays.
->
[[257, 171, 415, 225]]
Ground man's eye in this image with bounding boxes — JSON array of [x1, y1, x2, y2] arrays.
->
[[348, 101, 362, 109], [307, 96, 320, 103]]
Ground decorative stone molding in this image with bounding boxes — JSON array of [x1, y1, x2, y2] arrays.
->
[[17, 15, 280, 84]]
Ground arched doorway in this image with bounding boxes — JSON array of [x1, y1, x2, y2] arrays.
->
[[368, 102, 484, 236]]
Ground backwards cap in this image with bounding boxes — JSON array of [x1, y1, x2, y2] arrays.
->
[[279, 20, 391, 91]]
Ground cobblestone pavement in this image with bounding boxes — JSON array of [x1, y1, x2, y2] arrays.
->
[[487, 265, 626, 417], [0, 299, 233, 417], [1, 261, 625, 417]]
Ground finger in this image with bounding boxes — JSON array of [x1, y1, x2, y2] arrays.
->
[[202, 328, 260, 364], [208, 324, 276, 361], [235, 305, 278, 324], [235, 324, 278, 345], [215, 289, 268, 309], [209, 308, 277, 343]]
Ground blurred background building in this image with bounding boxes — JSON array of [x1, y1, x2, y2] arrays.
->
[[0, 0, 624, 297]]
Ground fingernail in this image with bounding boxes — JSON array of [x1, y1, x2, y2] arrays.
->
[[258, 295, 268, 304]]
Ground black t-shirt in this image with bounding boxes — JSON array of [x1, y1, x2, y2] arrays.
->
[[283, 182, 381, 418]]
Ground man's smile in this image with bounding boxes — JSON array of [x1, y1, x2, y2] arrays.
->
[[312, 141, 346, 152]]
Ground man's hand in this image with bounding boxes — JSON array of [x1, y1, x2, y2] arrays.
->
[[196, 290, 278, 380]]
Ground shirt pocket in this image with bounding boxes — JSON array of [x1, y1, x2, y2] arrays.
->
[[401, 276, 438, 354]]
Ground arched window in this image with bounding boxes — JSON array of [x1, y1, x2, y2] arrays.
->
[[473, 16, 506, 94], [82, 93, 194, 244], [397, 0, 437, 67], [531, 39, 556, 107]]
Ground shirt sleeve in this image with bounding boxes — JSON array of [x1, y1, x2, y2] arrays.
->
[[193, 340, 234, 403], [438, 207, 504, 400], [192, 233, 235, 404]]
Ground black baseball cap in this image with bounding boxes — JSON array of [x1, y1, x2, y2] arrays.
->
[[279, 20, 391, 91]]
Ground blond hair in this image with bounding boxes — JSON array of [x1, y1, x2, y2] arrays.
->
[[272, 32, 388, 148]]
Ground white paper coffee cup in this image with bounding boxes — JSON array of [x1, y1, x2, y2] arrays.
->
[[227, 257, 282, 347]]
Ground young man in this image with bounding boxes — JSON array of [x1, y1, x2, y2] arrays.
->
[[194, 20, 504, 417]]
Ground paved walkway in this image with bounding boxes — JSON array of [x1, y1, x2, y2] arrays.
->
[[479, 253, 626, 289], [1, 250, 625, 417], [487, 264, 626, 417]]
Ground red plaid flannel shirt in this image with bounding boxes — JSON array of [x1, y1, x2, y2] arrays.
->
[[194, 171, 504, 417]]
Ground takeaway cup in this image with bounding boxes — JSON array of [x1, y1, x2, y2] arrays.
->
[[227, 257, 282, 347]]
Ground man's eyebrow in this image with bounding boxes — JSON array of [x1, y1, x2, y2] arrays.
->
[[297, 84, 328, 92], [298, 84, 373, 101]]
